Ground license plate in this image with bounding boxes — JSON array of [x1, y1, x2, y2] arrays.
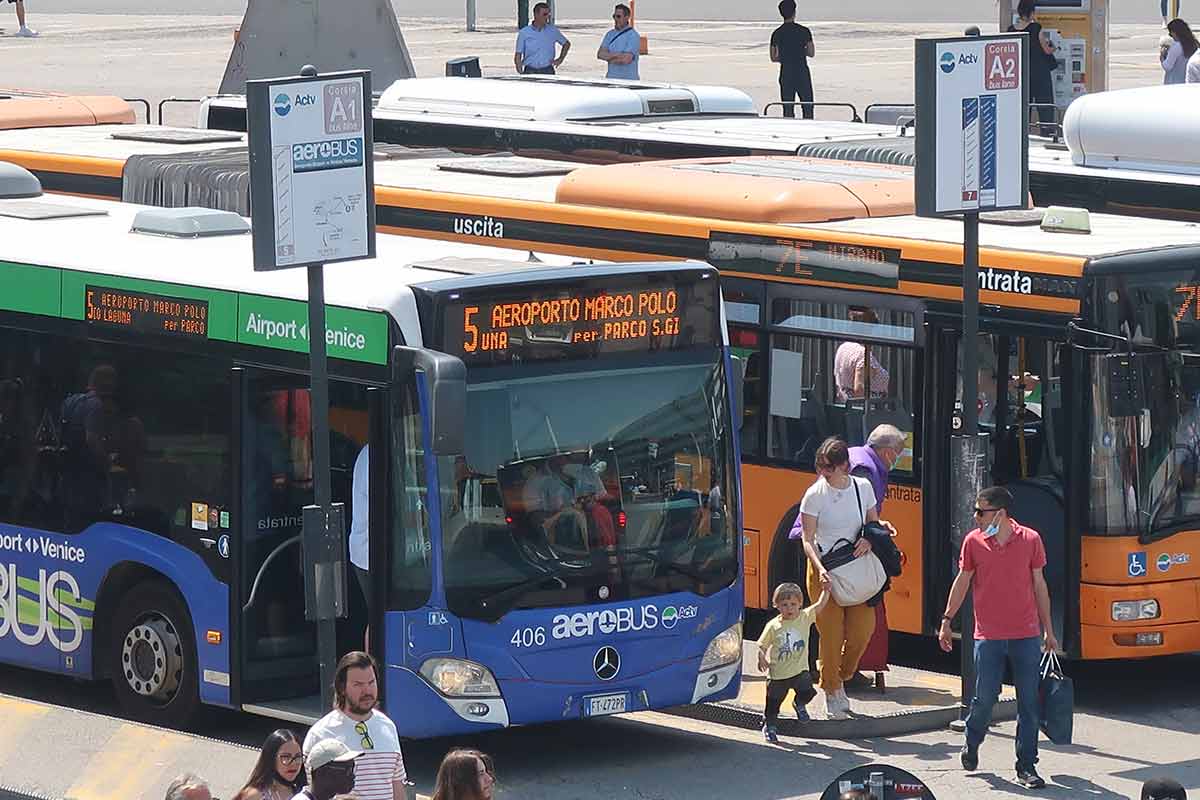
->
[[584, 692, 628, 716]]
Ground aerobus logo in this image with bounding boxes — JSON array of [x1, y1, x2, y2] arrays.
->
[[551, 605, 659, 639], [0, 564, 88, 653]]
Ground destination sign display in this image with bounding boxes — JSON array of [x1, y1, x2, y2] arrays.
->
[[708, 231, 901, 289], [85, 285, 209, 339], [441, 275, 718, 366]]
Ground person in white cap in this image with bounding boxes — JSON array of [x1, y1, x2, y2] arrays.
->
[[294, 740, 358, 800]]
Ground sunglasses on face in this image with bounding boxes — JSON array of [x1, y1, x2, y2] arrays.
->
[[973, 507, 1003, 516], [278, 753, 305, 767]]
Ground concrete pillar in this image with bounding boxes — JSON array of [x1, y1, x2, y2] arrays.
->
[[467, 0, 476, 32]]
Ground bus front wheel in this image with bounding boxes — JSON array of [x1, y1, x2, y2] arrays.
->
[[109, 580, 200, 729]]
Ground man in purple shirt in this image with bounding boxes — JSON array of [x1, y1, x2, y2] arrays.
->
[[846, 424, 905, 687]]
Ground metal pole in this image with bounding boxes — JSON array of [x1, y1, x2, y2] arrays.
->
[[307, 261, 338, 704], [467, 0, 476, 31], [958, 211, 981, 720]]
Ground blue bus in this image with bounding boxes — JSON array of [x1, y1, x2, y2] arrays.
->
[[0, 187, 744, 735]]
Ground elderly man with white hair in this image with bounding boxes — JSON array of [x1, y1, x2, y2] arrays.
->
[[846, 423, 906, 690], [164, 774, 211, 800]]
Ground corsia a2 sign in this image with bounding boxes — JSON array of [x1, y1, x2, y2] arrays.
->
[[915, 34, 1030, 217], [247, 70, 377, 271]]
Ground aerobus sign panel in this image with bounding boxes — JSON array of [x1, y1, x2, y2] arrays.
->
[[247, 70, 376, 271], [915, 34, 1029, 217]]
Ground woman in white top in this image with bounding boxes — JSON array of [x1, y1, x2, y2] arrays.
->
[[1163, 19, 1199, 84], [799, 437, 886, 719]]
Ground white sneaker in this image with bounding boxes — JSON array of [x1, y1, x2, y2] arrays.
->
[[824, 690, 849, 720], [16, 26, 38, 37], [836, 688, 853, 716]]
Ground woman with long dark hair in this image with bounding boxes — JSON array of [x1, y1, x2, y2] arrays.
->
[[233, 729, 305, 800], [431, 749, 495, 800], [1164, 18, 1200, 83]]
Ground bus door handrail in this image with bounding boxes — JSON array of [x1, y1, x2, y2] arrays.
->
[[122, 97, 152, 125], [242, 535, 301, 613], [157, 97, 203, 126], [762, 101, 862, 123]]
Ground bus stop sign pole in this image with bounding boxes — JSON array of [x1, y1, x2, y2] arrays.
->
[[913, 32, 1029, 725], [247, 64, 377, 702]]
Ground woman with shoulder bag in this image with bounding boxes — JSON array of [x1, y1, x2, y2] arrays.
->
[[799, 437, 887, 719]]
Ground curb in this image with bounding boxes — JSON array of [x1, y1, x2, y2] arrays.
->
[[666, 697, 1018, 739]]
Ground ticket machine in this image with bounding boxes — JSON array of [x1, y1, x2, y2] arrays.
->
[[998, 0, 1109, 109]]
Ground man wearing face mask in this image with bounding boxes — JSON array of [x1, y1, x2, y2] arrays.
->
[[939, 486, 1058, 790]]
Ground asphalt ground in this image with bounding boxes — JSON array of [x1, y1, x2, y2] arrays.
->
[[0, 636, 1196, 800], [0, 13, 1176, 127]]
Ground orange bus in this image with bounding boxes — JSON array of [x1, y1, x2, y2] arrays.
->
[[0, 121, 1197, 660]]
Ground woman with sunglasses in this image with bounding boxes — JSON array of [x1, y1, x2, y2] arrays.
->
[[233, 729, 305, 800], [798, 437, 888, 720], [431, 749, 495, 800]]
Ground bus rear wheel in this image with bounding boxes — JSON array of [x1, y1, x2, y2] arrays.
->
[[110, 580, 200, 728]]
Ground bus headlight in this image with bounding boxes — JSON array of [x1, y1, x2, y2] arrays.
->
[[1112, 599, 1159, 621], [700, 622, 743, 671], [420, 658, 501, 698]]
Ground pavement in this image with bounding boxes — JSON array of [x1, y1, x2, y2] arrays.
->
[[0, 13, 1178, 127], [669, 641, 1017, 739]]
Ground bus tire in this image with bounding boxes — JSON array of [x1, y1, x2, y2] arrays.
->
[[767, 503, 805, 595], [109, 580, 200, 729]]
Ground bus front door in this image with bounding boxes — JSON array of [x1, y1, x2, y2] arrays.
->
[[234, 368, 369, 718], [930, 330, 1070, 645]]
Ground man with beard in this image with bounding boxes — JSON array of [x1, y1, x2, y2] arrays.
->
[[304, 651, 408, 800]]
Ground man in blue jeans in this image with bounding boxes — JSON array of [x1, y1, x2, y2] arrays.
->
[[939, 486, 1059, 790]]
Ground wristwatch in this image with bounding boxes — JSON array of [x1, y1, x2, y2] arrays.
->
[[941, 615, 953, 624]]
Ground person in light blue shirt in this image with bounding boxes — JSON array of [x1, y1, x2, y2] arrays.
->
[[597, 3, 640, 80], [514, 2, 570, 75]]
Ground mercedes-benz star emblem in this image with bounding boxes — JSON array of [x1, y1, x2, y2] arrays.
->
[[593, 646, 621, 681]]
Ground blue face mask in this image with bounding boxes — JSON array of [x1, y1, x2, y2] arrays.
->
[[983, 512, 1002, 538]]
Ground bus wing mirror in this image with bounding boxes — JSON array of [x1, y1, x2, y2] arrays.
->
[[392, 346, 467, 456], [730, 354, 746, 423]]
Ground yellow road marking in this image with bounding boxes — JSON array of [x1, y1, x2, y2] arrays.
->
[[66, 723, 188, 800], [0, 696, 51, 772]]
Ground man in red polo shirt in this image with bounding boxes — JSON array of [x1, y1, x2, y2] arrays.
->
[[939, 486, 1059, 790]]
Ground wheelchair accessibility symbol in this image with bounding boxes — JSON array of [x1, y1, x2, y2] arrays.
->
[[1128, 552, 1147, 578]]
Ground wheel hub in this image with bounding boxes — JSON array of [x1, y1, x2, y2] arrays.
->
[[121, 616, 183, 703]]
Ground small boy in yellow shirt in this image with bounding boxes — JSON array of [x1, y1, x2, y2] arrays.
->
[[756, 581, 829, 742]]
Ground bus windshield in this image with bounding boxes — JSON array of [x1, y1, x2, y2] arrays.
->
[[1090, 271, 1200, 541], [439, 353, 738, 621]]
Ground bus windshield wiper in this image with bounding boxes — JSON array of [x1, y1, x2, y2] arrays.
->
[[616, 546, 707, 581], [475, 560, 602, 620]]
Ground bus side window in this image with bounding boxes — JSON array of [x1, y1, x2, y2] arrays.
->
[[729, 326, 762, 457], [0, 330, 232, 542]]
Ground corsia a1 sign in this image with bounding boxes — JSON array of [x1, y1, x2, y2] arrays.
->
[[246, 69, 377, 271], [914, 34, 1029, 217]]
